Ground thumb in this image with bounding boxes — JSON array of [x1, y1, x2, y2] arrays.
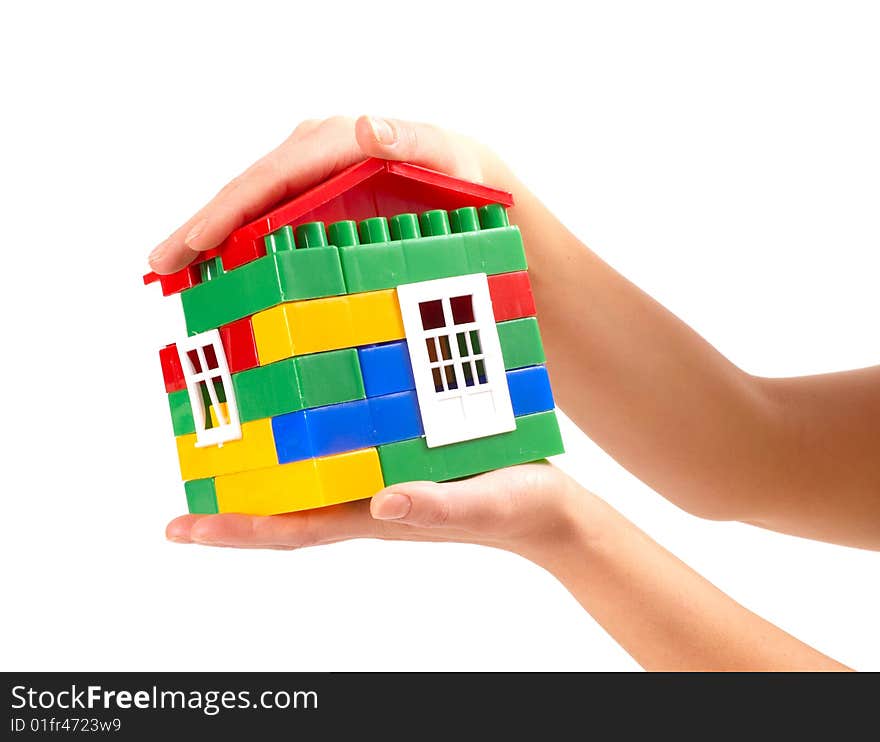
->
[[370, 478, 504, 531], [354, 115, 482, 182]]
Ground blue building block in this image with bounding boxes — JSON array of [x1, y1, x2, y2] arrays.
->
[[369, 390, 423, 445], [271, 410, 313, 464], [303, 399, 374, 458], [272, 391, 425, 464], [357, 341, 416, 397], [506, 366, 555, 417], [271, 367, 555, 466]]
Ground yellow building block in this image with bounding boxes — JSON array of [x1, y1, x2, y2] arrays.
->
[[316, 447, 386, 508], [208, 403, 229, 428], [215, 457, 323, 515], [176, 418, 277, 481], [213, 447, 386, 515], [349, 289, 406, 347], [252, 289, 405, 365]]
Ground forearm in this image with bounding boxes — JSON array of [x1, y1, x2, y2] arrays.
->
[[522, 487, 850, 671], [748, 368, 880, 548], [505, 178, 774, 520], [501, 172, 880, 543]]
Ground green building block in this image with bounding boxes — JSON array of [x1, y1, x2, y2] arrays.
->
[[182, 255, 279, 333], [389, 213, 420, 240], [296, 348, 365, 409], [328, 220, 359, 247], [295, 221, 329, 248], [274, 247, 344, 302], [182, 247, 346, 334], [339, 211, 526, 295], [378, 438, 449, 483], [199, 255, 225, 282], [401, 233, 469, 283], [442, 410, 563, 480], [478, 203, 510, 229], [185, 478, 219, 514], [449, 206, 481, 233], [339, 241, 407, 293], [200, 378, 227, 407], [265, 225, 295, 253], [378, 410, 564, 485], [167, 388, 195, 436], [497, 317, 546, 370], [359, 216, 391, 244], [419, 209, 451, 236], [231, 349, 365, 421], [232, 358, 304, 422], [464, 226, 528, 275]]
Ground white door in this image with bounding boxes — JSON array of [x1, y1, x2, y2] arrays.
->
[[176, 328, 242, 448], [397, 273, 515, 448]]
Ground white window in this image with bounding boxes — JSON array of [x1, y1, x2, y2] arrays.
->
[[176, 329, 241, 448], [397, 273, 515, 448]]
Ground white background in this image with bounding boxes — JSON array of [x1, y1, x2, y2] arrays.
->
[[1, 1, 877, 671]]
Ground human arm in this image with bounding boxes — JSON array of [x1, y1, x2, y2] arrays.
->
[[509, 182, 880, 548], [148, 115, 880, 548], [166, 465, 850, 671]]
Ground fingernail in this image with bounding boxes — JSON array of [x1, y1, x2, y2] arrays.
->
[[184, 218, 208, 249], [368, 116, 396, 146], [148, 242, 166, 265], [372, 492, 411, 520]]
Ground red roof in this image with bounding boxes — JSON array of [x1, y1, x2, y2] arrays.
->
[[143, 158, 515, 295]]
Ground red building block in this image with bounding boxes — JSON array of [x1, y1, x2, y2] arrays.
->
[[143, 158, 516, 289], [144, 264, 201, 297], [219, 233, 266, 273], [218, 316, 259, 374], [489, 271, 536, 322], [159, 344, 186, 393], [159, 318, 257, 392]]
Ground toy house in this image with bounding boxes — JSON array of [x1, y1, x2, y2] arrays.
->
[[145, 158, 564, 515]]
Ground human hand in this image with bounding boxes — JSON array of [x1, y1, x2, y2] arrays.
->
[[147, 115, 511, 275], [165, 463, 591, 562]]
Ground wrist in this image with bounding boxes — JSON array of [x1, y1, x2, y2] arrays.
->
[[509, 475, 612, 571]]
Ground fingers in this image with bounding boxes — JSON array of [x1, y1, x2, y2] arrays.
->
[[166, 464, 565, 550], [370, 475, 509, 532], [148, 114, 485, 275], [148, 116, 364, 274], [166, 514, 209, 543], [354, 115, 482, 182], [164, 478, 499, 549], [167, 465, 553, 549], [166, 498, 383, 549]]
